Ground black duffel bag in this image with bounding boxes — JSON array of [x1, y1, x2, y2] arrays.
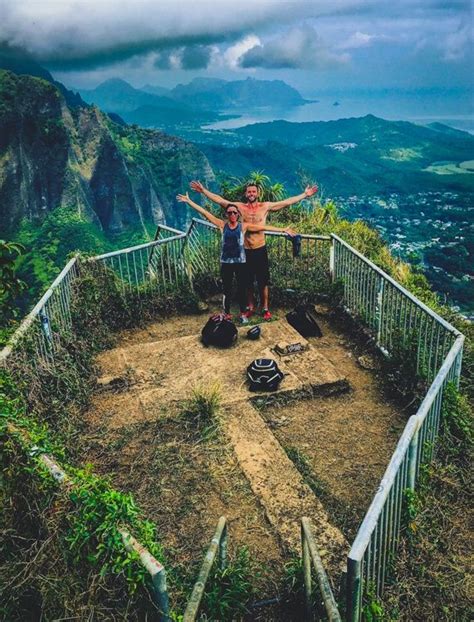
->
[[247, 358, 284, 391], [201, 313, 238, 348], [286, 304, 322, 338]]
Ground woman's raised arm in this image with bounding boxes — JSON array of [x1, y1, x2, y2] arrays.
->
[[176, 193, 224, 229]]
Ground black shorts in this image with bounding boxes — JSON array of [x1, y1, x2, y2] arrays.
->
[[245, 246, 270, 289]]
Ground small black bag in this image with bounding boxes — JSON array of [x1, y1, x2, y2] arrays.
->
[[285, 304, 322, 338], [247, 326, 261, 340], [247, 358, 284, 391], [201, 314, 238, 348]]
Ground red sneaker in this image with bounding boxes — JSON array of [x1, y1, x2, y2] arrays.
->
[[262, 309, 272, 321], [245, 307, 255, 318]]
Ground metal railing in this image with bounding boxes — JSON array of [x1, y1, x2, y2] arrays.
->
[[183, 218, 331, 296], [331, 234, 464, 621], [0, 256, 80, 368], [183, 516, 228, 622], [5, 423, 170, 621], [94, 224, 188, 295], [0, 226, 186, 619], [301, 517, 342, 622], [1, 222, 465, 621], [331, 235, 460, 382]]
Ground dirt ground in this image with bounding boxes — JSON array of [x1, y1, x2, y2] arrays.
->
[[77, 303, 409, 615], [262, 309, 407, 540]]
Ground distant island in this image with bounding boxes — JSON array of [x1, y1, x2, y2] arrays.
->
[[78, 76, 310, 130]]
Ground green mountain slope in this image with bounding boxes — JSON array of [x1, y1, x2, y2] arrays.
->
[[0, 69, 214, 294], [196, 115, 474, 195]]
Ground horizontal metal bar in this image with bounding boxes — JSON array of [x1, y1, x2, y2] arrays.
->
[[331, 235, 460, 336], [92, 234, 186, 261], [191, 217, 330, 240], [0, 256, 78, 364], [119, 527, 165, 576], [5, 423, 168, 617], [265, 231, 330, 240], [155, 223, 186, 236]]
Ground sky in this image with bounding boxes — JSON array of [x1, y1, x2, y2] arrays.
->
[[0, 0, 472, 98]]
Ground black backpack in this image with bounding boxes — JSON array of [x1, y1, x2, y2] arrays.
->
[[247, 358, 284, 392], [201, 314, 238, 348], [286, 304, 322, 338]]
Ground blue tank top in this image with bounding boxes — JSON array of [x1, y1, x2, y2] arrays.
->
[[221, 223, 246, 264]]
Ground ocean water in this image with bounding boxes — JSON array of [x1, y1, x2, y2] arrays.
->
[[205, 91, 474, 133]]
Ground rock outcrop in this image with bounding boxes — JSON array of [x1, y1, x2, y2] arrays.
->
[[0, 70, 214, 235]]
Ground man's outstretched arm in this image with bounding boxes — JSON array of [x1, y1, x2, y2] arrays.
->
[[267, 185, 318, 211], [190, 180, 232, 209]]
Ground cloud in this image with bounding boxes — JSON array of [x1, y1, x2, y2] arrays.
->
[[224, 36, 261, 70], [0, 0, 359, 70], [239, 25, 350, 70], [337, 31, 394, 50], [153, 45, 213, 71], [180, 45, 213, 70], [442, 23, 472, 61]]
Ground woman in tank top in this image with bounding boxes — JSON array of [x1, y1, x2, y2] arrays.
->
[[177, 193, 295, 323]]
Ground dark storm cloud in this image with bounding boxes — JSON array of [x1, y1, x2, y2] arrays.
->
[[0, 0, 346, 70], [180, 45, 213, 70], [240, 26, 349, 70]]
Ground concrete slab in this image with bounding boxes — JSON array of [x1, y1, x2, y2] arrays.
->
[[96, 320, 349, 410], [224, 402, 348, 570], [92, 318, 351, 570]]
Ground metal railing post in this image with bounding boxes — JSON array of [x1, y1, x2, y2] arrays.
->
[[302, 521, 312, 620], [346, 557, 362, 622], [329, 239, 335, 282], [376, 278, 384, 347], [301, 518, 342, 622], [183, 516, 227, 622], [408, 429, 419, 490], [219, 521, 228, 570], [119, 529, 170, 622]]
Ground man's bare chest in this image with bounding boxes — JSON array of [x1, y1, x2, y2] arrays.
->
[[241, 206, 267, 225]]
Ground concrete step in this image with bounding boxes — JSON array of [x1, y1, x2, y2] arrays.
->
[[223, 401, 348, 573]]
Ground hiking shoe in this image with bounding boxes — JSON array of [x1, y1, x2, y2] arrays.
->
[[244, 307, 255, 318], [262, 309, 272, 321], [239, 314, 249, 325]]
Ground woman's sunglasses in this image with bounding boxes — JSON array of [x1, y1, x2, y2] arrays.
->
[[227, 210, 238, 215]]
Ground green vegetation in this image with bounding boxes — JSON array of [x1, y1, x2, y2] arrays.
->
[[182, 383, 221, 430], [0, 261, 199, 620], [0, 240, 25, 330], [5, 207, 156, 332], [201, 547, 256, 621]]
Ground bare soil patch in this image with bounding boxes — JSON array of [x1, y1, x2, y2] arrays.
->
[[77, 402, 286, 605]]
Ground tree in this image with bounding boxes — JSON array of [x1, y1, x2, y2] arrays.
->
[[0, 239, 25, 322]]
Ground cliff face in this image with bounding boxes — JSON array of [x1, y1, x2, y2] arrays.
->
[[0, 70, 214, 235]]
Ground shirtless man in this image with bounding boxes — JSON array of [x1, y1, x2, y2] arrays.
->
[[189, 180, 318, 320]]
